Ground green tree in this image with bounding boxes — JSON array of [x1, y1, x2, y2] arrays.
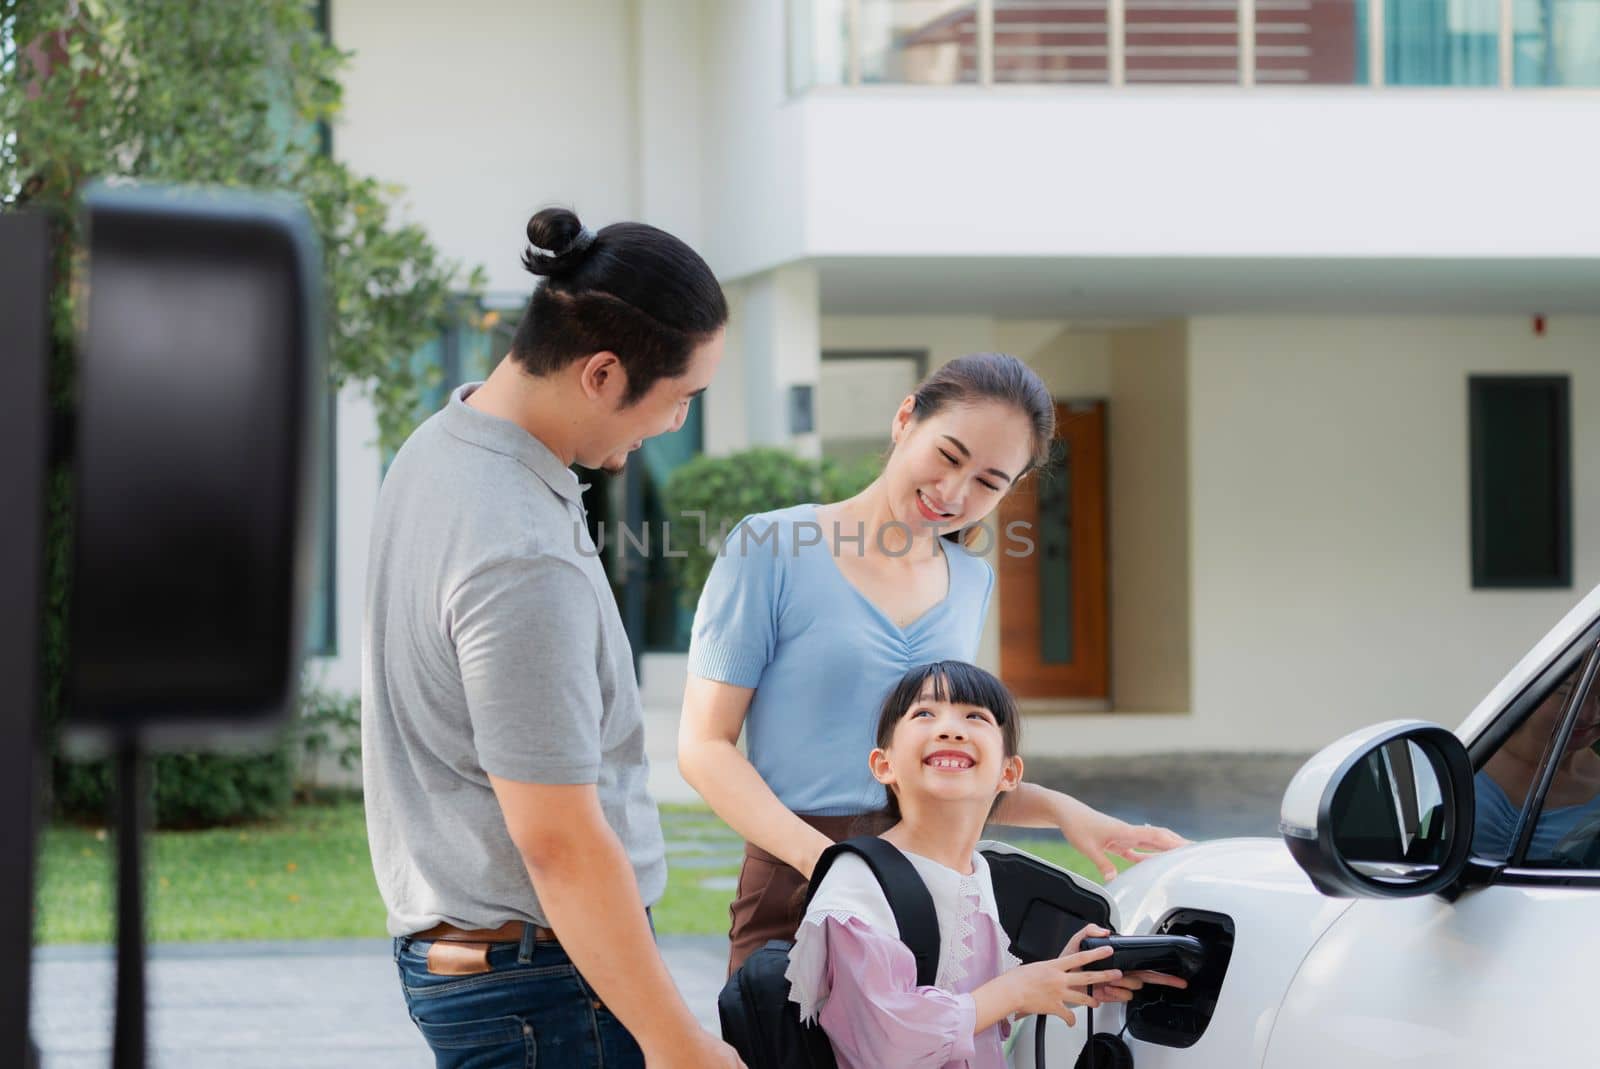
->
[[2, 0, 483, 822]]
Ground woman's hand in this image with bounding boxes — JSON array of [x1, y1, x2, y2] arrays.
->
[[1059, 804, 1190, 883], [989, 786, 1189, 882]]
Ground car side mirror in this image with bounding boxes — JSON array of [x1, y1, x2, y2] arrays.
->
[[1279, 720, 1475, 898]]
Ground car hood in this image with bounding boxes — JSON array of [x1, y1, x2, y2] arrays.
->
[[1105, 836, 1337, 912], [1102, 837, 1358, 1066]]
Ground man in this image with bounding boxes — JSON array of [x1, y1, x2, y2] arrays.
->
[[363, 207, 740, 1068]]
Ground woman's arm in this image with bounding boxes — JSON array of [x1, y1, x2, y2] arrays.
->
[[677, 674, 834, 877], [991, 782, 1189, 881]]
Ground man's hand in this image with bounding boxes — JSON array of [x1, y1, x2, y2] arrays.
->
[[491, 777, 740, 1066]]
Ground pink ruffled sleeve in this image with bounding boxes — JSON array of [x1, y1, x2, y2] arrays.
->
[[789, 914, 977, 1069]]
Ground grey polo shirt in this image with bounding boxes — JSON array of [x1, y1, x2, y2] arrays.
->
[[361, 383, 666, 936]]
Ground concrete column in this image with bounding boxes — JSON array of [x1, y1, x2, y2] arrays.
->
[[738, 263, 821, 458], [702, 282, 748, 457]]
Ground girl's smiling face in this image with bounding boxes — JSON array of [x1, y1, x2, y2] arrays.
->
[[871, 679, 1023, 812]]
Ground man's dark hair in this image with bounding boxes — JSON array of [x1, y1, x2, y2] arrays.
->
[[511, 206, 728, 405]]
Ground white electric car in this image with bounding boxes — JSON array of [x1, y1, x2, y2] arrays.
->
[[1018, 582, 1600, 1069]]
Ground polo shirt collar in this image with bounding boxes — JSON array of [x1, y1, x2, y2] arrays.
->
[[443, 383, 591, 507]]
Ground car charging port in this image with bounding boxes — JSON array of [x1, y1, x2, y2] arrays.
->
[[1124, 909, 1236, 1049]]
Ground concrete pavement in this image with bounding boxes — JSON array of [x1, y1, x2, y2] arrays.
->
[[31, 936, 728, 1069]]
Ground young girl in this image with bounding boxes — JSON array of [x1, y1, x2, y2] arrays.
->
[[785, 662, 1182, 1068]]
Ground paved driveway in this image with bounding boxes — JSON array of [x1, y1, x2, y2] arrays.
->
[[32, 936, 727, 1068]]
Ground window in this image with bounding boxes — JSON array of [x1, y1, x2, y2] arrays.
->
[[1386, 0, 1501, 85], [1473, 642, 1600, 870], [637, 401, 706, 653], [1469, 375, 1571, 589], [819, 350, 926, 464]]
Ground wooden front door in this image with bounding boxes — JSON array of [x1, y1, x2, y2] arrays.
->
[[998, 400, 1109, 699]]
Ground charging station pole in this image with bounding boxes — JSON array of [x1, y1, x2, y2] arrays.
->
[[0, 211, 51, 1069]]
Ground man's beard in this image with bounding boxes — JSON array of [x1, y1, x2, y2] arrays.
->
[[599, 455, 629, 475]]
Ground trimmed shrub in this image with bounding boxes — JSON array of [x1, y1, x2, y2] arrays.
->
[[53, 744, 295, 830], [51, 684, 359, 828], [662, 447, 880, 610]]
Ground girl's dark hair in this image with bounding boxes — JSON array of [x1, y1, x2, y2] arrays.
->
[[510, 207, 728, 405], [909, 352, 1056, 475], [871, 661, 1023, 825]]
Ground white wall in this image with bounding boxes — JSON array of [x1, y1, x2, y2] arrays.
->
[[698, 0, 808, 280], [702, 282, 748, 458], [822, 314, 996, 374], [635, 0, 709, 252], [785, 90, 1600, 263], [994, 323, 1111, 399], [1107, 323, 1191, 713], [1186, 315, 1600, 749], [333, 0, 640, 295]]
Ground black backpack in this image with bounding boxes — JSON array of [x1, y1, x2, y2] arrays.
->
[[717, 836, 941, 1069]]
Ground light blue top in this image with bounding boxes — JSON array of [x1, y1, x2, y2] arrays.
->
[[687, 504, 996, 815], [1472, 769, 1600, 861]]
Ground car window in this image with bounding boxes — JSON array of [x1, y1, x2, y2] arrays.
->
[[1473, 648, 1600, 868]]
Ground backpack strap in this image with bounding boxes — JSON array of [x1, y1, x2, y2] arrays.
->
[[804, 836, 940, 989]]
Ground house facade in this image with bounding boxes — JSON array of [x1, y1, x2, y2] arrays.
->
[[312, 0, 1600, 762]]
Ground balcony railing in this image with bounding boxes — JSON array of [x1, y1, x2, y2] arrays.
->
[[788, 0, 1600, 89]]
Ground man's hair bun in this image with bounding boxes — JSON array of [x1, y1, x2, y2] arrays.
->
[[507, 207, 728, 405], [521, 207, 596, 279]]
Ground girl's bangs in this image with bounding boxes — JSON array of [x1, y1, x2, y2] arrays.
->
[[921, 662, 1012, 726]]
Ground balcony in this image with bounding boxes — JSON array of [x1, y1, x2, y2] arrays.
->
[[788, 0, 1600, 89]]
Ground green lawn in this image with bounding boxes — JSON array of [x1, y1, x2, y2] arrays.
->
[[36, 800, 1117, 944], [37, 799, 386, 944]]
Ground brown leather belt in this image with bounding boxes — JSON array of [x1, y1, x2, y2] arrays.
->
[[412, 920, 557, 944]]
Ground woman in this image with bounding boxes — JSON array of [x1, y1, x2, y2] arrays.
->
[[678, 352, 1187, 972]]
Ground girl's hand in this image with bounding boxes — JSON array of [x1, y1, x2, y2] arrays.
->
[[1061, 808, 1190, 882], [1003, 925, 1122, 1025]]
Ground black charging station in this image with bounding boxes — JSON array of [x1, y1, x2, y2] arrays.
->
[[1, 184, 324, 1069]]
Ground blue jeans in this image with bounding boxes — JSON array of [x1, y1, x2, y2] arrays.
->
[[395, 924, 646, 1069]]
